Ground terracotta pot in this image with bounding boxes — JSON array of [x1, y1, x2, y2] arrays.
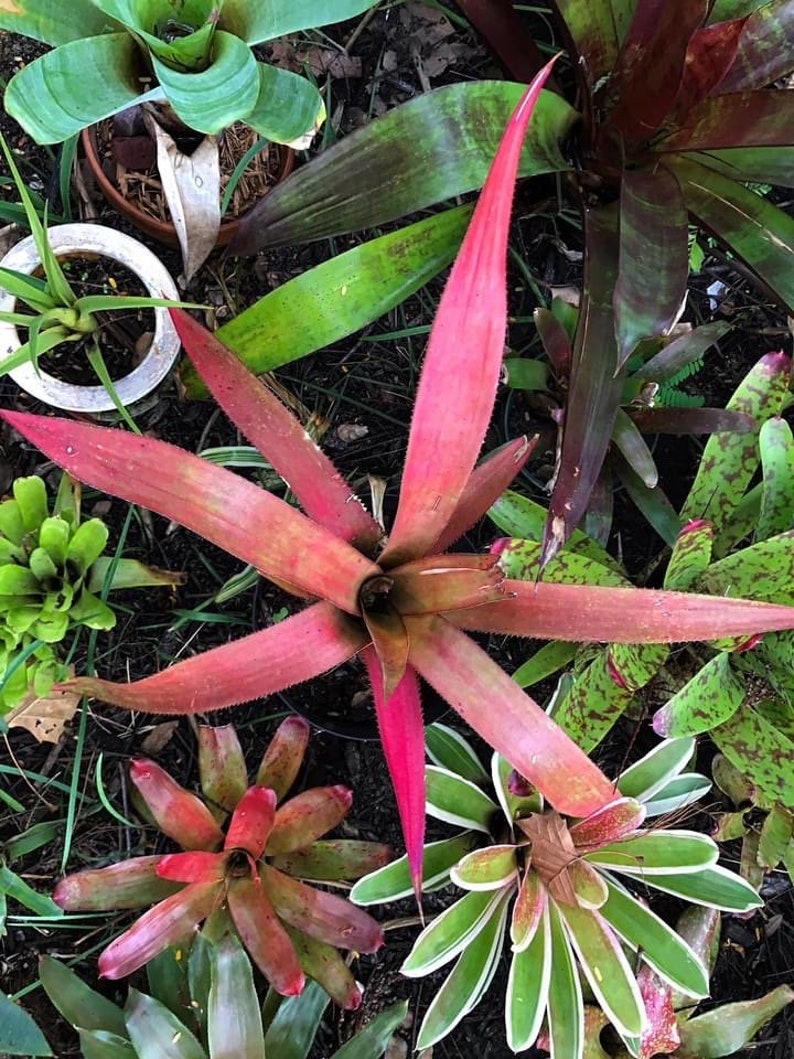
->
[[81, 125, 295, 249], [0, 224, 180, 413]]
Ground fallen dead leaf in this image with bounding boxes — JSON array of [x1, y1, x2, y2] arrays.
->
[[6, 684, 80, 744], [139, 720, 180, 756]]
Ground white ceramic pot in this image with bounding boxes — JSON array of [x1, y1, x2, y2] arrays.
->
[[0, 223, 180, 413]]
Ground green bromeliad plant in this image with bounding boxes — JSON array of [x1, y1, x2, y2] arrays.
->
[[352, 725, 762, 1055], [53, 718, 390, 1006], [0, 472, 182, 710], [0, 0, 378, 145]]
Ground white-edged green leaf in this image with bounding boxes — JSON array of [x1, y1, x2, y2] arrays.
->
[[599, 877, 709, 997], [547, 901, 584, 1059], [506, 904, 551, 1051], [511, 868, 546, 953], [426, 765, 499, 832], [124, 990, 207, 1059], [415, 892, 510, 1050], [207, 935, 265, 1059], [616, 739, 696, 801], [587, 831, 718, 875], [642, 774, 712, 818], [642, 864, 763, 912], [426, 723, 488, 784], [350, 833, 478, 905], [402, 888, 507, 977], [558, 903, 645, 1038], [450, 845, 518, 891]]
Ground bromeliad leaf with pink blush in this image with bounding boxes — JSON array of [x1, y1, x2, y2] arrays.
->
[[11, 58, 794, 903]]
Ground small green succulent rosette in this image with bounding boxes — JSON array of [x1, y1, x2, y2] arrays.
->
[[352, 725, 761, 1057]]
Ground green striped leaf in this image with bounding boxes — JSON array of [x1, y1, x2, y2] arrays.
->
[[350, 833, 478, 905], [402, 889, 507, 977], [426, 766, 499, 832], [640, 864, 763, 911], [506, 905, 551, 1051], [617, 738, 696, 801], [587, 831, 718, 875]]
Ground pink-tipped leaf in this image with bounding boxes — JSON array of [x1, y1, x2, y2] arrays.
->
[[53, 857, 181, 911], [256, 715, 310, 798], [227, 875, 306, 996], [129, 759, 224, 851], [569, 797, 647, 848], [224, 786, 277, 857], [197, 724, 248, 812], [267, 786, 353, 855], [156, 851, 226, 884], [381, 57, 559, 565]]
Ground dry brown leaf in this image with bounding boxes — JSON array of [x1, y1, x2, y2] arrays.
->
[[139, 720, 180, 756], [6, 685, 80, 744]]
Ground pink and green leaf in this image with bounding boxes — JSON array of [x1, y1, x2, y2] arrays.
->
[[570, 860, 609, 908], [284, 928, 363, 1011], [207, 934, 267, 1059], [510, 869, 547, 953], [256, 715, 310, 799], [569, 797, 646, 848], [129, 759, 224, 852], [226, 875, 305, 996], [197, 724, 248, 813], [679, 986, 794, 1057], [382, 59, 558, 565], [716, 0, 794, 90], [268, 786, 353, 855], [389, 554, 507, 614], [661, 90, 794, 150], [53, 857, 182, 911], [450, 845, 518, 891], [269, 840, 393, 882], [156, 852, 225, 884], [224, 786, 277, 857]]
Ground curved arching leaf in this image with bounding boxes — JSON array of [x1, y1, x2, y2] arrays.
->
[[0, 0, 112, 45], [220, 0, 378, 43], [245, 63, 325, 144], [717, 0, 794, 90]]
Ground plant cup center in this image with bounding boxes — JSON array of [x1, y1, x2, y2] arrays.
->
[[359, 574, 395, 616], [225, 849, 252, 878], [155, 19, 197, 43]]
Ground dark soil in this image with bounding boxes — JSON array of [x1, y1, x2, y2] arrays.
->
[[0, 5, 793, 1059]]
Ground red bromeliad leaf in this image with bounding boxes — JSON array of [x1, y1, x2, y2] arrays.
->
[[129, 759, 224, 851], [672, 18, 748, 116], [227, 875, 305, 996], [170, 310, 382, 554], [614, 167, 688, 367], [155, 851, 225, 884], [382, 57, 559, 566], [261, 864, 385, 953], [98, 882, 219, 979], [569, 797, 646, 848], [717, 0, 794, 91], [361, 602, 410, 703], [448, 580, 794, 641], [62, 602, 367, 715], [660, 90, 794, 151], [0, 411, 378, 614], [535, 306, 572, 377], [636, 965, 681, 1059], [363, 649, 427, 901], [224, 787, 277, 857], [286, 928, 363, 1010], [406, 615, 616, 816], [256, 715, 310, 799], [389, 554, 508, 614], [197, 724, 248, 813], [555, 0, 626, 87], [630, 407, 755, 435], [53, 857, 181, 911], [267, 786, 353, 855], [606, 0, 709, 144]]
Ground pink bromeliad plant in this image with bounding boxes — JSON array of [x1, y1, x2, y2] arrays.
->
[[6, 60, 794, 895]]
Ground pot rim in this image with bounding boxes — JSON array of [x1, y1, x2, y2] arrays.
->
[[0, 223, 180, 413]]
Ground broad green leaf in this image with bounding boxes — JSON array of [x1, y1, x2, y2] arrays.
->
[[758, 805, 794, 868], [512, 641, 578, 688], [678, 985, 794, 1058], [38, 516, 70, 566], [587, 830, 718, 874], [146, 947, 188, 1025], [642, 774, 712, 818], [350, 833, 478, 904], [757, 418, 794, 541], [0, 991, 52, 1056], [65, 518, 109, 573], [79, 1029, 137, 1059], [496, 537, 628, 587], [425, 722, 488, 784], [615, 457, 683, 547], [642, 864, 763, 911], [426, 765, 499, 832], [681, 350, 791, 554], [503, 357, 550, 391], [614, 167, 689, 366], [558, 903, 645, 1037], [152, 32, 259, 135], [208, 935, 265, 1059], [39, 955, 126, 1037], [0, 0, 111, 44], [402, 889, 506, 977], [546, 900, 583, 1059], [653, 653, 746, 738], [700, 532, 794, 605], [451, 846, 518, 891], [124, 990, 207, 1059], [689, 146, 794, 188], [612, 408, 658, 487], [244, 63, 325, 145], [13, 475, 47, 532], [332, 1000, 409, 1058], [220, 0, 379, 43], [415, 892, 510, 1049], [664, 521, 714, 591], [0, 566, 40, 595], [506, 906, 551, 1051], [713, 705, 794, 808], [599, 879, 709, 997], [231, 82, 576, 251], [263, 980, 328, 1059], [4, 35, 155, 144], [184, 207, 471, 396]]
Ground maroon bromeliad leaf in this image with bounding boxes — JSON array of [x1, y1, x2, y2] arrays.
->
[[671, 17, 748, 117], [227, 875, 305, 996], [224, 786, 277, 857], [129, 759, 224, 851], [457, 0, 552, 83], [630, 407, 756, 436], [659, 90, 794, 151], [382, 57, 559, 566], [716, 0, 794, 92]]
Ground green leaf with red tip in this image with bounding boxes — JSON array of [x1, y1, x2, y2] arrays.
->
[[506, 904, 551, 1050], [570, 860, 609, 908], [230, 80, 575, 252], [614, 167, 688, 366], [678, 985, 794, 1058], [156, 852, 225, 884], [409, 616, 617, 817], [227, 876, 305, 997], [224, 787, 277, 857], [570, 797, 646, 847], [63, 602, 366, 717], [669, 157, 794, 312], [491, 752, 543, 824], [124, 990, 206, 1059], [382, 59, 559, 566], [268, 786, 352, 855], [587, 830, 718, 874], [716, 0, 794, 90], [653, 653, 746, 738], [664, 521, 714, 590], [403, 889, 507, 977], [494, 537, 628, 587], [546, 900, 584, 1059], [172, 310, 381, 553], [269, 840, 392, 883], [757, 418, 794, 541], [451, 845, 517, 891], [260, 865, 384, 953], [207, 934, 266, 1059], [129, 760, 224, 852], [282, 931, 361, 1012], [425, 722, 489, 784], [511, 869, 546, 953], [0, 411, 379, 615], [350, 833, 479, 905], [53, 857, 182, 911], [198, 725, 248, 814], [256, 716, 310, 800], [712, 706, 794, 808], [99, 883, 219, 980]]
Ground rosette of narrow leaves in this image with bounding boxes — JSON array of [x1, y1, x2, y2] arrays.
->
[[7, 65, 794, 900], [353, 726, 761, 1055], [53, 718, 390, 1008], [0, 472, 181, 710], [0, 0, 378, 144], [40, 935, 408, 1059]]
